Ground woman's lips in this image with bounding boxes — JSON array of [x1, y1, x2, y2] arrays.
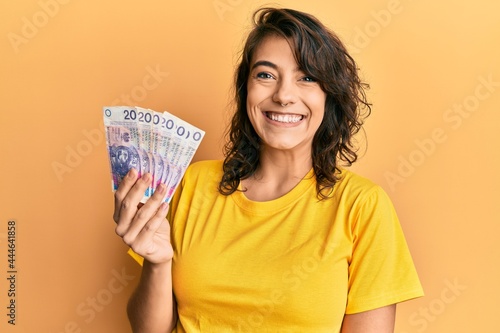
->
[[264, 112, 304, 123]]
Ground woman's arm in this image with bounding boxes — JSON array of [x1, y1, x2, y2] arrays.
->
[[114, 169, 176, 332], [127, 260, 176, 333], [341, 304, 396, 333]]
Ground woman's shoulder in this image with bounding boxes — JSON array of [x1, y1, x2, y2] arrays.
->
[[186, 160, 222, 173], [334, 169, 397, 218], [334, 168, 386, 200], [337, 168, 376, 188], [183, 160, 223, 182]]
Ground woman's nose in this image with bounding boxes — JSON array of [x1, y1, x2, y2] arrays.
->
[[273, 79, 298, 107]]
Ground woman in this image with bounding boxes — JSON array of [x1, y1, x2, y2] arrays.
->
[[114, 7, 423, 332]]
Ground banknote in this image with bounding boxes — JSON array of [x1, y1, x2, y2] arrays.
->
[[150, 109, 167, 192], [103, 106, 143, 191], [135, 106, 154, 197], [103, 106, 205, 202]]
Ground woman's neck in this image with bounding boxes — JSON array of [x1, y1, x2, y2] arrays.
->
[[241, 148, 313, 202]]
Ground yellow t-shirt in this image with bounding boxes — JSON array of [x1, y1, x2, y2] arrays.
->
[[130, 160, 423, 332]]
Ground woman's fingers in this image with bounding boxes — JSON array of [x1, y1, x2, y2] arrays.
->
[[113, 168, 139, 223], [130, 202, 171, 261], [112, 168, 172, 263], [115, 172, 152, 237], [121, 183, 168, 245], [122, 185, 173, 264]]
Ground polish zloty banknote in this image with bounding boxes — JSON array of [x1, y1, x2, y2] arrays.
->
[[135, 106, 154, 197], [103, 106, 143, 191], [150, 109, 171, 193], [161, 111, 205, 199], [103, 106, 205, 203]]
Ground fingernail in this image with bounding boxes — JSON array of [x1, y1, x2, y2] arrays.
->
[[127, 168, 136, 178], [142, 173, 151, 182], [157, 183, 166, 193], [161, 202, 169, 212]]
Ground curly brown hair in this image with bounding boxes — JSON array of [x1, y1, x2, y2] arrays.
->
[[218, 7, 371, 199]]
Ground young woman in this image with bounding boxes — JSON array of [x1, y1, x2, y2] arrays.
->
[[114, 8, 423, 332]]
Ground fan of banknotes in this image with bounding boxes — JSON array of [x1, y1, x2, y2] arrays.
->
[[103, 106, 205, 203]]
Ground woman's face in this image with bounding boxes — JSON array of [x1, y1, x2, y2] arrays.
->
[[246, 35, 326, 155]]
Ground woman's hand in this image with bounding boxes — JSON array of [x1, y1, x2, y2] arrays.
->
[[113, 168, 173, 264]]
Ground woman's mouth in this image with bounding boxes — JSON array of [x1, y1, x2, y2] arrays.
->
[[265, 112, 304, 123]]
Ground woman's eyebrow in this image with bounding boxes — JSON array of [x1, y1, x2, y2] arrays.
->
[[251, 60, 301, 73], [251, 60, 278, 70]]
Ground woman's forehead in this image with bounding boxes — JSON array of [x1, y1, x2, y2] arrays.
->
[[250, 36, 299, 68]]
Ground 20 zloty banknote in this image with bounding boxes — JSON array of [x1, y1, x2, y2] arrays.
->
[[103, 106, 205, 202]]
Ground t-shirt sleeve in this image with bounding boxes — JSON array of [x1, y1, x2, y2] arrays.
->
[[345, 186, 424, 314]]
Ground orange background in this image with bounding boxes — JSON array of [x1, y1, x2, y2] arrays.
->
[[1, 1, 499, 332]]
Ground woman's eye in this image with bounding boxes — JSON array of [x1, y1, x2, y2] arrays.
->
[[301, 76, 317, 82], [256, 72, 273, 79]]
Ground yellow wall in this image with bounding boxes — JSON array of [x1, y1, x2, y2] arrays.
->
[[1, 1, 499, 332]]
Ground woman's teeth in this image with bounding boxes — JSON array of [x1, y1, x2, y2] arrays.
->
[[266, 112, 303, 123]]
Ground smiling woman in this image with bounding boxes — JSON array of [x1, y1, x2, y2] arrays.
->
[[220, 8, 372, 200], [246, 35, 326, 158], [115, 7, 424, 333]]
